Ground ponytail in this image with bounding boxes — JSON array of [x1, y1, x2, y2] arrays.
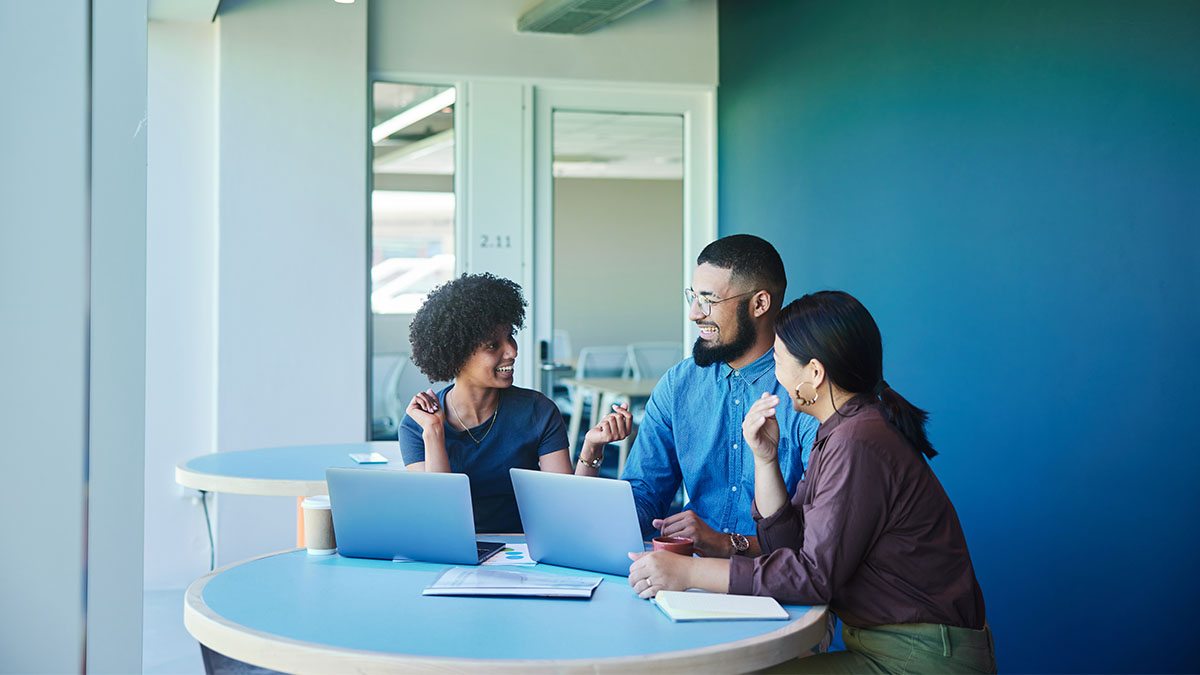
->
[[778, 291, 939, 460], [876, 381, 936, 459]]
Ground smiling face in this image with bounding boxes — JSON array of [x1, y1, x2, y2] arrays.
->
[[689, 263, 759, 367], [455, 324, 517, 389]]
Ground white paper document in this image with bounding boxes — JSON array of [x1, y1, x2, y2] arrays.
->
[[422, 567, 602, 598], [652, 590, 790, 622]]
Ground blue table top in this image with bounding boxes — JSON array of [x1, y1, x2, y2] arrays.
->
[[176, 442, 402, 496], [183, 442, 399, 481], [189, 547, 823, 666]]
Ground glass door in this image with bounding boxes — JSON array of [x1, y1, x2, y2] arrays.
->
[[532, 86, 716, 452], [369, 81, 457, 440]]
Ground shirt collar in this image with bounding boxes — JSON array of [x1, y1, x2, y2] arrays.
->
[[815, 393, 876, 443], [717, 347, 776, 384]]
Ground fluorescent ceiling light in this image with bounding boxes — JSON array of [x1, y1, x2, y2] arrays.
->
[[372, 89, 456, 145], [374, 129, 454, 170]]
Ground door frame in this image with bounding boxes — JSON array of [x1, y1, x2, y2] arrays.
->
[[530, 84, 717, 385]]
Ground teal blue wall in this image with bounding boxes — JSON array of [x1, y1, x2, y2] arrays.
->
[[718, 2, 1200, 672]]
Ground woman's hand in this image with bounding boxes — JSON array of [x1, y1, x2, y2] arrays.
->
[[627, 551, 693, 599], [405, 389, 446, 437], [742, 393, 781, 465], [584, 403, 633, 448]]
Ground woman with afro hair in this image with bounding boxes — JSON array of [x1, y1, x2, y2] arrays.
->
[[401, 273, 632, 533]]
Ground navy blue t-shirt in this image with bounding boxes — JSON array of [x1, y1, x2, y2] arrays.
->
[[399, 385, 569, 533]]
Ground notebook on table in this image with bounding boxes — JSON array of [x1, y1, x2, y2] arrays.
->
[[652, 590, 790, 622], [510, 468, 645, 576], [326, 468, 504, 564]]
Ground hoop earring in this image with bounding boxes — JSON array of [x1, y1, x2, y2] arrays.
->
[[794, 381, 819, 406]]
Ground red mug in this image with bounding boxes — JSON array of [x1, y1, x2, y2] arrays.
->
[[652, 536, 695, 556]]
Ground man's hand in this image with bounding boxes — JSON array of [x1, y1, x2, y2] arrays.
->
[[652, 511, 731, 557], [627, 551, 694, 599]]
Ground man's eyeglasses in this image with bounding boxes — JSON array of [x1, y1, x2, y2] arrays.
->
[[684, 288, 759, 317]]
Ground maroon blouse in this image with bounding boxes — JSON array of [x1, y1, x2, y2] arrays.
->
[[728, 395, 986, 629]]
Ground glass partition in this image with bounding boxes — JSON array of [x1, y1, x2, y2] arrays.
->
[[549, 110, 684, 466], [370, 81, 455, 440]]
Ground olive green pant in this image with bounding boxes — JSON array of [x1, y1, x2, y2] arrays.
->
[[765, 622, 997, 674]]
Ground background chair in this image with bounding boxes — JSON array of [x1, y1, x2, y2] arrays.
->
[[371, 354, 443, 441], [575, 345, 632, 379], [552, 327, 573, 364], [548, 328, 576, 416], [371, 353, 406, 440], [626, 341, 683, 381], [615, 341, 684, 475], [564, 345, 631, 458]]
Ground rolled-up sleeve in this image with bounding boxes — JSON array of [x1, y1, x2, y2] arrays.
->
[[728, 438, 889, 605]]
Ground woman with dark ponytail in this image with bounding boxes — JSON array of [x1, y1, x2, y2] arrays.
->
[[627, 291, 996, 673]]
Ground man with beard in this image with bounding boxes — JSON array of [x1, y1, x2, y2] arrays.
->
[[620, 235, 819, 558]]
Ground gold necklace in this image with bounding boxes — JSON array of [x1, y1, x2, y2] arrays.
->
[[448, 389, 500, 444]]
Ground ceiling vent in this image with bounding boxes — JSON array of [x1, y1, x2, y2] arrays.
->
[[517, 0, 656, 34]]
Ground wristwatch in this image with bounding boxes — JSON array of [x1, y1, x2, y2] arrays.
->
[[578, 453, 603, 469], [729, 532, 749, 555]]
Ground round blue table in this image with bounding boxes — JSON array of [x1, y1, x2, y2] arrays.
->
[[175, 441, 402, 497], [175, 442, 404, 546], [184, 546, 828, 673]]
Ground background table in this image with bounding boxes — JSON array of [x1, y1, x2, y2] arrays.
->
[[561, 377, 659, 474], [175, 441, 402, 497], [175, 441, 403, 545], [185, 545, 828, 674]]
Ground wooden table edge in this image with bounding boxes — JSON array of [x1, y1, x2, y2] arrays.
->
[[184, 549, 829, 674]]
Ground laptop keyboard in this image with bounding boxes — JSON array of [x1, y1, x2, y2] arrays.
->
[[476, 541, 505, 562]]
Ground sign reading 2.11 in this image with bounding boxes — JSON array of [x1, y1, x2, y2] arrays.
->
[[479, 234, 512, 249]]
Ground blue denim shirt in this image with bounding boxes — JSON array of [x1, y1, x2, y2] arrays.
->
[[621, 348, 818, 536]]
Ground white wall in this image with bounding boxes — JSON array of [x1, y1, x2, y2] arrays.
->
[[145, 19, 218, 591], [553, 178, 684, 351], [370, 0, 718, 85], [0, 3, 90, 672], [88, 2, 149, 670], [215, 0, 368, 565]]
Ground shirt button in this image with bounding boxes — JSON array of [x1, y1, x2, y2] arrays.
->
[[733, 443, 738, 449], [723, 528, 729, 533], [731, 485, 738, 492], [734, 399, 740, 405]]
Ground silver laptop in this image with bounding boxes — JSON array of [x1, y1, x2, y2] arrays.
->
[[510, 468, 645, 576], [326, 468, 504, 564]]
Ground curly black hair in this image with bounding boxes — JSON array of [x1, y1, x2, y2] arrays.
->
[[408, 273, 527, 382]]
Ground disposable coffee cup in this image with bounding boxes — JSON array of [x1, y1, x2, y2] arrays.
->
[[301, 495, 336, 555], [652, 536, 695, 556]]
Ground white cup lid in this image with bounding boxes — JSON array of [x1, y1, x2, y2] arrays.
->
[[302, 495, 331, 509]]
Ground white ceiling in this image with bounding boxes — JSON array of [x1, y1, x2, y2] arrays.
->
[[553, 111, 683, 179], [148, 0, 219, 22]]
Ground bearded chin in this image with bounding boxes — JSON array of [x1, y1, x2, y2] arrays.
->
[[691, 299, 758, 368]]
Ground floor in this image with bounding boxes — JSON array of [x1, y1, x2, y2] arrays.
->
[[144, 588, 205, 675]]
